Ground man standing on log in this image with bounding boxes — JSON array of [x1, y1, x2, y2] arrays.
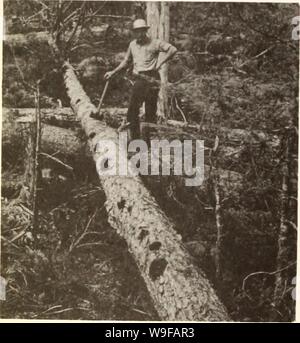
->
[[104, 19, 177, 139]]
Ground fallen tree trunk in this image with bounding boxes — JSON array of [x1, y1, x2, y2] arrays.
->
[[62, 61, 230, 321], [3, 107, 242, 192], [4, 31, 50, 50], [2, 108, 87, 157], [6, 107, 279, 148], [4, 25, 129, 52], [74, 106, 279, 148], [4, 107, 75, 118], [3, 107, 126, 125]]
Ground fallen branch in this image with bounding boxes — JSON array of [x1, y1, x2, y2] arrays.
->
[[69, 209, 98, 252], [40, 152, 74, 172], [242, 261, 297, 299]]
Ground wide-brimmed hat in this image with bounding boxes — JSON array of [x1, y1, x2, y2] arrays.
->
[[133, 19, 150, 30]]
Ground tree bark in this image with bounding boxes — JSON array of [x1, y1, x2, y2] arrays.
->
[[2, 108, 86, 157], [62, 61, 230, 321], [146, 2, 170, 119]]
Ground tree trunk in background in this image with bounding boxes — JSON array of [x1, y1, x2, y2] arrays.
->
[[23, 122, 36, 204], [32, 88, 42, 234], [273, 135, 291, 309], [62, 61, 230, 321], [146, 2, 170, 119]]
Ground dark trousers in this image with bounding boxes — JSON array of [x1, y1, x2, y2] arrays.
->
[[127, 70, 160, 140]]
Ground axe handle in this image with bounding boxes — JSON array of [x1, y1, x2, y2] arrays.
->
[[96, 81, 109, 114]]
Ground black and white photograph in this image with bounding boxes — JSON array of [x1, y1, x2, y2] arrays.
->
[[0, 0, 299, 323]]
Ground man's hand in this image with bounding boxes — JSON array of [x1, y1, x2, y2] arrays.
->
[[155, 45, 177, 71], [155, 63, 162, 71], [104, 71, 115, 80]]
